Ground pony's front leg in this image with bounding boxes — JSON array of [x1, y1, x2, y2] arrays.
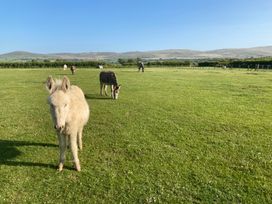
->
[[100, 83, 103, 96], [104, 85, 108, 96], [111, 85, 114, 98], [70, 133, 81, 171], [58, 133, 67, 171], [66, 136, 70, 149], [77, 127, 83, 150]]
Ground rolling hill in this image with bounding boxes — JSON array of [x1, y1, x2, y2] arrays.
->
[[0, 46, 272, 61]]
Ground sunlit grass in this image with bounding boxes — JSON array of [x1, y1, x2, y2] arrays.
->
[[0, 68, 271, 203]]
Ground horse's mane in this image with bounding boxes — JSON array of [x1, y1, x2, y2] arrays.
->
[[54, 79, 63, 88], [49, 79, 65, 95]]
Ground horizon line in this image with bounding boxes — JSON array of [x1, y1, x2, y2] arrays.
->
[[1, 45, 272, 55]]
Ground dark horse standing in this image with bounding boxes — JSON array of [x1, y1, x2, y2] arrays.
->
[[99, 71, 121, 99], [138, 61, 144, 72], [70, 66, 76, 75]]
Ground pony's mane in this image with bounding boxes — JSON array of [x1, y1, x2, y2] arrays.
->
[[49, 79, 64, 95], [54, 79, 63, 88]]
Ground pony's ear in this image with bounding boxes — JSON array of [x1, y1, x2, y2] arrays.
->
[[46, 76, 55, 93], [61, 76, 71, 92]]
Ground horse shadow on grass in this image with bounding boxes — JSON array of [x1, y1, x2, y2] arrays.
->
[[56, 73, 74, 76], [0, 139, 74, 170], [85, 93, 111, 100], [245, 72, 259, 75]]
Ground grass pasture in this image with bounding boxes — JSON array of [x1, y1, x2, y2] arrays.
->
[[0, 68, 271, 203]]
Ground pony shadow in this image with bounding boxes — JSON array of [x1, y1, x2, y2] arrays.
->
[[56, 73, 74, 76], [245, 72, 259, 75], [0, 139, 64, 170], [85, 94, 111, 100]]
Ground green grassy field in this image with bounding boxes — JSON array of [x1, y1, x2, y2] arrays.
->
[[0, 68, 271, 203]]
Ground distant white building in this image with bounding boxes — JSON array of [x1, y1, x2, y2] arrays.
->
[[63, 64, 67, 70]]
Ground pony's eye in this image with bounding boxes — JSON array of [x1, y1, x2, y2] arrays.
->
[[64, 104, 68, 107]]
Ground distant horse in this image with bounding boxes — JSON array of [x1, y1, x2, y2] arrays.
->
[[70, 66, 76, 75], [99, 71, 121, 99], [138, 61, 144, 72], [46, 76, 90, 171]]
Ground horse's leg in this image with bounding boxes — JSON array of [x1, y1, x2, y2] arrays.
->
[[77, 127, 83, 150], [58, 133, 67, 171], [111, 85, 113, 98], [104, 85, 108, 96], [70, 133, 81, 171], [66, 135, 70, 149], [100, 83, 103, 95]]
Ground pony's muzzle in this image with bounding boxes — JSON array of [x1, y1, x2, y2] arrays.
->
[[55, 125, 64, 131]]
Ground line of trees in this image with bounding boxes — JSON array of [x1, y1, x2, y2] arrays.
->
[[118, 58, 194, 67], [0, 60, 107, 68], [198, 58, 272, 69], [118, 58, 272, 69], [0, 57, 272, 69]]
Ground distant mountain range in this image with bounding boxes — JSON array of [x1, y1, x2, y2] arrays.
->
[[1, 46, 272, 61]]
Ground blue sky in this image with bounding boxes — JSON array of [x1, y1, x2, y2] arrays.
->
[[0, 0, 271, 53]]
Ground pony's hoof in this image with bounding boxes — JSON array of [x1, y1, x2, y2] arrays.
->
[[75, 162, 81, 171], [58, 163, 64, 171]]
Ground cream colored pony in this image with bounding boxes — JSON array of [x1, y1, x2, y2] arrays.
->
[[46, 76, 89, 171]]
